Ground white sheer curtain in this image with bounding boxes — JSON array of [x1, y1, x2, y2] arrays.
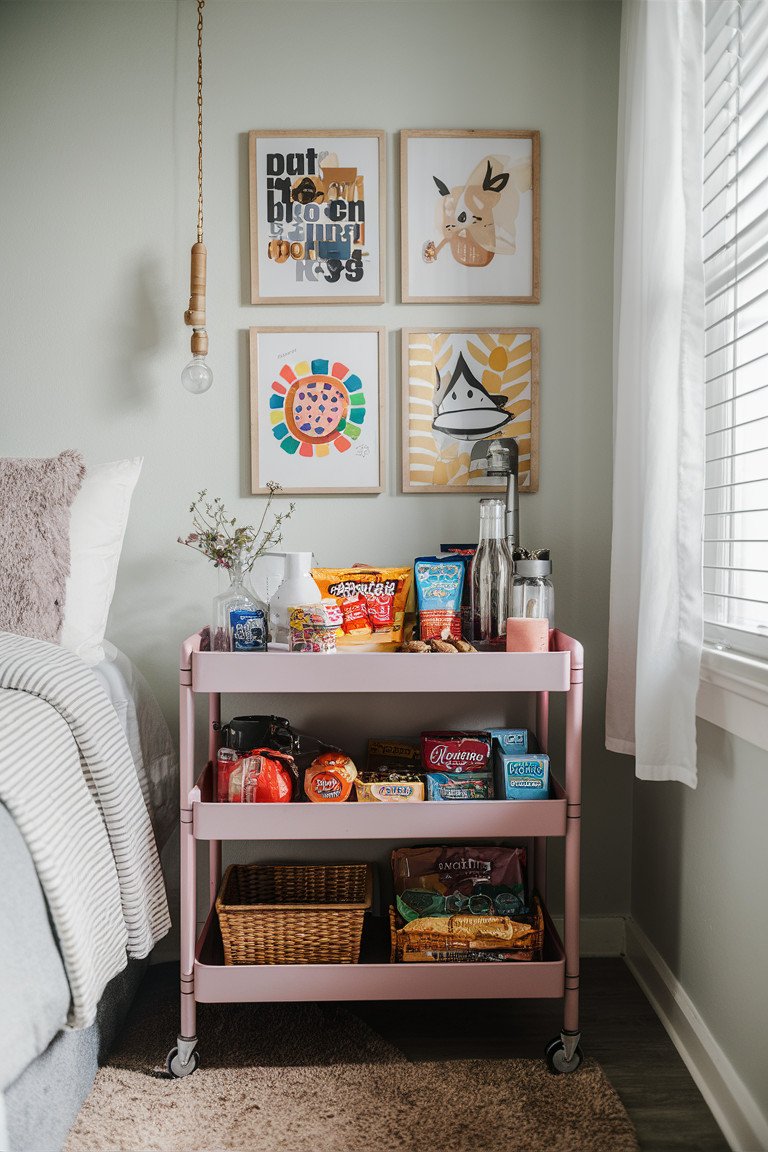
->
[[606, 0, 706, 787]]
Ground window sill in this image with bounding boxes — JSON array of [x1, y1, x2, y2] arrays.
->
[[697, 646, 768, 752]]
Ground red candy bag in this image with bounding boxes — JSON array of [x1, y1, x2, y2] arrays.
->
[[340, 595, 372, 634], [365, 590, 396, 631], [242, 749, 295, 803]]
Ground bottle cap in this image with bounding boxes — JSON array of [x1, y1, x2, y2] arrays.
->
[[514, 559, 552, 577]]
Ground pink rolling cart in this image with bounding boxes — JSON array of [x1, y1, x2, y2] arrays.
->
[[167, 630, 584, 1078]]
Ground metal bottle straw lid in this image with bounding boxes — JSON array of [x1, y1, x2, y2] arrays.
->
[[514, 559, 552, 577]]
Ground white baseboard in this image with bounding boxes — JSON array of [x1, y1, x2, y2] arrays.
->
[[625, 920, 768, 1152]]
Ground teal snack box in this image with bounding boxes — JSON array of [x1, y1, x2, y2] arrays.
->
[[493, 749, 550, 799], [487, 728, 531, 755], [426, 772, 494, 801]]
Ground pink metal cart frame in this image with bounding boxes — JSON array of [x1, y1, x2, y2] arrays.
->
[[169, 630, 584, 1077]]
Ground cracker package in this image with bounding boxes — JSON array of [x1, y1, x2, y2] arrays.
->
[[311, 567, 412, 649], [390, 897, 544, 963]]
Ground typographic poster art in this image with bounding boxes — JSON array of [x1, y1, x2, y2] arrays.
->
[[403, 329, 540, 493], [249, 132, 385, 303], [251, 328, 384, 494]]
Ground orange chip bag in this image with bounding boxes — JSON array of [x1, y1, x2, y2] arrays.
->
[[311, 567, 412, 648]]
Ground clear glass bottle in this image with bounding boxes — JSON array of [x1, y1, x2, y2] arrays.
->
[[511, 559, 555, 627], [470, 498, 514, 649], [212, 558, 268, 652]]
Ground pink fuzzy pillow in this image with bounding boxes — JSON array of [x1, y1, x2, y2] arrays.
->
[[0, 450, 86, 643]]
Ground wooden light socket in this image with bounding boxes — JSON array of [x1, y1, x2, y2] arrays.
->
[[184, 241, 207, 329], [191, 328, 208, 355]]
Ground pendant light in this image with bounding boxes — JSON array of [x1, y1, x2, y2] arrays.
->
[[182, 0, 213, 393]]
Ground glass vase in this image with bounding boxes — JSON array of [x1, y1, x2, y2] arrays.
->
[[212, 559, 268, 652]]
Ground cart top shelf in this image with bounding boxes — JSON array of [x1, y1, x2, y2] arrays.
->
[[181, 630, 581, 694]]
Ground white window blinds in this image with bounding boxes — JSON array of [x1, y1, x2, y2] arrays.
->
[[704, 0, 768, 652]]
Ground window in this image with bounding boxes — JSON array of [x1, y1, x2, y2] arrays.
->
[[703, 0, 768, 662]]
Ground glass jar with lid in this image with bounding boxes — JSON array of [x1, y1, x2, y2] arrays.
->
[[511, 558, 554, 628]]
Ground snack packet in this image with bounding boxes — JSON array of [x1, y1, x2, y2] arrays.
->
[[414, 556, 465, 641], [340, 594, 372, 635], [440, 544, 476, 637], [421, 731, 492, 774], [304, 751, 357, 802], [391, 896, 544, 963], [367, 739, 421, 774], [289, 601, 342, 653], [355, 774, 425, 802], [242, 750, 295, 803], [391, 845, 527, 909], [425, 772, 494, 800], [311, 567, 412, 648]]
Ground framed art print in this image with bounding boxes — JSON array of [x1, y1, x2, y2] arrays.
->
[[249, 130, 386, 304], [402, 328, 540, 493], [250, 327, 386, 494], [401, 130, 540, 303]]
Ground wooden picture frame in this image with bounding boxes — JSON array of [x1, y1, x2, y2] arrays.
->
[[400, 129, 540, 304], [249, 130, 386, 305], [250, 327, 386, 495], [401, 328, 540, 494]]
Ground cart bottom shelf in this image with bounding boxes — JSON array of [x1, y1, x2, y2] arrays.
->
[[193, 909, 566, 1003]]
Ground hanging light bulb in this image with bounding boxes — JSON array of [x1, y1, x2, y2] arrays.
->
[[182, 351, 213, 394], [182, 0, 212, 393]]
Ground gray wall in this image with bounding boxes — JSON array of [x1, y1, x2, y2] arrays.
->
[[0, 1, 629, 921], [632, 721, 768, 1126]]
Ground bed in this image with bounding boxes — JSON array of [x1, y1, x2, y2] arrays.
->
[[0, 450, 176, 1151], [0, 637, 176, 1152]]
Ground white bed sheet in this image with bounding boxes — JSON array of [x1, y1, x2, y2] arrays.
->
[[91, 642, 177, 849]]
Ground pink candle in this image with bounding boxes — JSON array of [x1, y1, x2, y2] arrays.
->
[[506, 617, 549, 653]]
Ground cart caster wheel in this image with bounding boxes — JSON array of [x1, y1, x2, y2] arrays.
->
[[545, 1036, 584, 1074], [166, 1047, 200, 1078]]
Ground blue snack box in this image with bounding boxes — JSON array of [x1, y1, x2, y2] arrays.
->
[[425, 772, 494, 801], [493, 749, 550, 799], [487, 728, 531, 755]]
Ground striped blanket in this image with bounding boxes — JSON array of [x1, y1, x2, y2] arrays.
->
[[0, 631, 170, 1028]]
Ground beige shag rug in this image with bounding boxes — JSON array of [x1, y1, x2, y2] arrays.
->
[[66, 978, 638, 1152]]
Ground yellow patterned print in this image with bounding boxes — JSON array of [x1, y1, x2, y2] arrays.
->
[[406, 331, 537, 491]]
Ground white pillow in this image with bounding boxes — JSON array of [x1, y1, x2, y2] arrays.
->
[[61, 457, 143, 664]]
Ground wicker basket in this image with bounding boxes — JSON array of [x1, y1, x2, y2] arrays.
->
[[216, 863, 373, 965]]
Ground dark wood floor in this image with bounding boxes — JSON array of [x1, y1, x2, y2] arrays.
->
[[350, 958, 729, 1152]]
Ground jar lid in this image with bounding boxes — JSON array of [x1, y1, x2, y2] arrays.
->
[[514, 559, 552, 577]]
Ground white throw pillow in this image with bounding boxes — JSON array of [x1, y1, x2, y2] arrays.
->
[[60, 457, 143, 664]]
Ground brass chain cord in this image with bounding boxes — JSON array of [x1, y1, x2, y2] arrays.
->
[[196, 0, 205, 245]]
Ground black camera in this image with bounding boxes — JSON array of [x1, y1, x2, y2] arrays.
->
[[214, 715, 295, 754]]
